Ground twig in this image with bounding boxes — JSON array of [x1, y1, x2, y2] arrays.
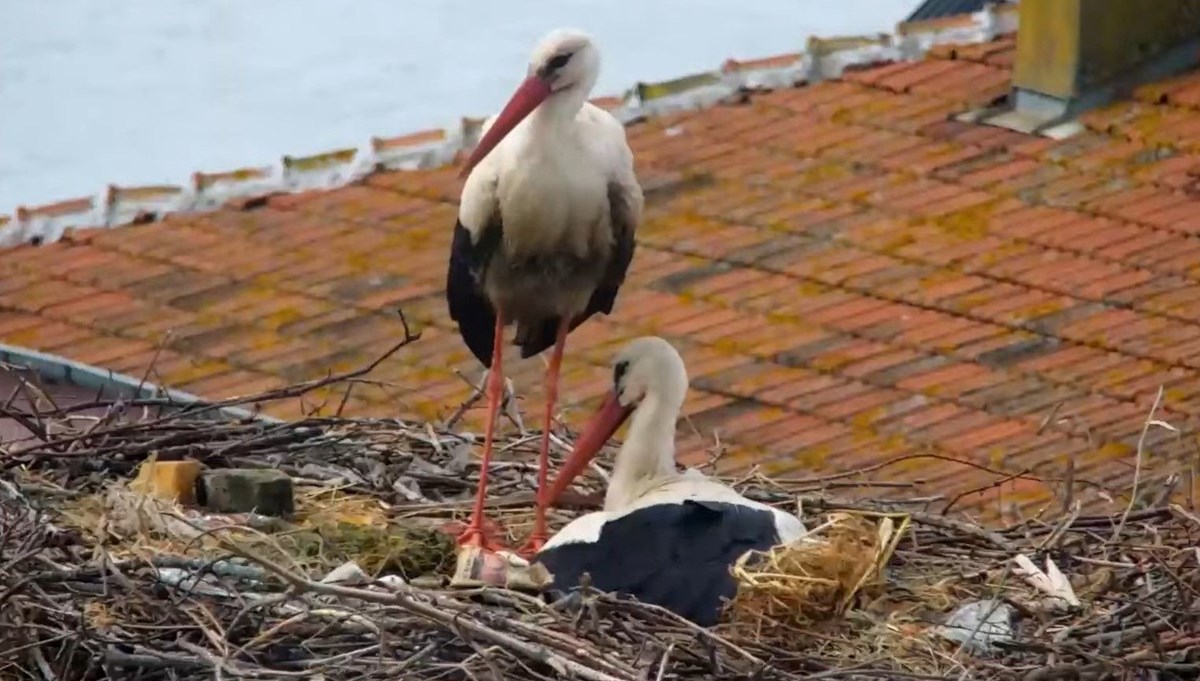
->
[[1111, 386, 1166, 543]]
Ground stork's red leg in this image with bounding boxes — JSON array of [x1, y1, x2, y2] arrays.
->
[[457, 310, 508, 552], [518, 318, 571, 559]]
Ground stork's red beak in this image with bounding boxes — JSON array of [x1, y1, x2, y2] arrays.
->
[[459, 75, 553, 179], [542, 390, 634, 505]]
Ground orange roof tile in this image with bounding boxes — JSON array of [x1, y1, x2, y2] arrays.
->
[[4, 18, 1200, 521]]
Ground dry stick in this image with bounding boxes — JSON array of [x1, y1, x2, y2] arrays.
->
[[1147, 472, 1183, 510], [453, 621, 506, 681], [1189, 461, 1198, 512], [740, 450, 1106, 498], [154, 317, 421, 423], [444, 369, 488, 431], [133, 330, 173, 400], [653, 642, 675, 681], [1, 375, 24, 411], [941, 467, 1033, 517], [1038, 500, 1082, 552], [609, 600, 772, 675], [444, 370, 523, 433], [1169, 504, 1200, 530], [1111, 386, 1166, 543], [950, 566, 1014, 662], [3, 373, 52, 442], [335, 383, 355, 417], [1061, 450, 1076, 515], [1036, 401, 1063, 435], [798, 498, 1012, 553], [0, 380, 45, 450]]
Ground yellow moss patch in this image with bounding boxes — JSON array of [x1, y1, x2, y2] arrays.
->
[[1087, 442, 1136, 464], [792, 444, 830, 469]]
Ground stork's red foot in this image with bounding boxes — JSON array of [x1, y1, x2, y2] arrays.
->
[[515, 533, 547, 561], [439, 517, 509, 553], [457, 525, 499, 552], [443, 518, 544, 589]]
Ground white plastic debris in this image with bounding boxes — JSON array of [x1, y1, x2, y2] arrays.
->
[[1013, 554, 1081, 608], [392, 476, 426, 502], [152, 567, 235, 598], [320, 561, 370, 585], [297, 463, 366, 486], [446, 443, 474, 473], [498, 550, 530, 568], [936, 599, 1016, 654], [319, 562, 409, 589], [376, 574, 407, 590]]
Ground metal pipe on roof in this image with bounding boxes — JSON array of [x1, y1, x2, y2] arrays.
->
[[0, 342, 278, 425]]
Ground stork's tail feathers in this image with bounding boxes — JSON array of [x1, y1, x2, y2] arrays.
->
[[515, 319, 556, 360], [515, 312, 593, 360]]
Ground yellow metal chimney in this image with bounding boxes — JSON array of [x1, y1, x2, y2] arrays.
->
[[979, 0, 1200, 134]]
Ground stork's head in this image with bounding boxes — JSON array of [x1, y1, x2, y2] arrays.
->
[[543, 337, 689, 504], [459, 28, 601, 179], [606, 336, 689, 415], [527, 28, 601, 97]]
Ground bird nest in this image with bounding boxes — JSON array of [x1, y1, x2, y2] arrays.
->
[[2, 337, 1200, 681]]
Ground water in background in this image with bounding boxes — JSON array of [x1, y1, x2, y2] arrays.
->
[[0, 0, 916, 213]]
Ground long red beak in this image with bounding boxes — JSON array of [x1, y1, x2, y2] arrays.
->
[[542, 390, 634, 505], [459, 75, 553, 179]]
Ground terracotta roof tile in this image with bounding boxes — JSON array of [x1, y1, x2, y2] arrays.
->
[[6, 26, 1200, 519]]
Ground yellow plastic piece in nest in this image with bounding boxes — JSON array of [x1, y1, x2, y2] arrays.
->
[[127, 455, 202, 506], [724, 511, 909, 635]]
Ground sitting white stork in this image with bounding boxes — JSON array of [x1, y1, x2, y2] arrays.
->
[[446, 28, 643, 558], [533, 337, 807, 626]]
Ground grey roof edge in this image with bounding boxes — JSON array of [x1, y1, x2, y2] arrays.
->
[[0, 342, 282, 424]]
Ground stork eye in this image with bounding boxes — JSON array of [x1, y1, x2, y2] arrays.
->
[[613, 360, 630, 388], [546, 53, 572, 70]]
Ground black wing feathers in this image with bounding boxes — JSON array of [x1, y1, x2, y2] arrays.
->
[[446, 219, 502, 368], [535, 500, 780, 626]]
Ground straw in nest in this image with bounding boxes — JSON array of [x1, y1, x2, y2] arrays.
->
[[58, 460, 459, 581], [723, 511, 909, 638]]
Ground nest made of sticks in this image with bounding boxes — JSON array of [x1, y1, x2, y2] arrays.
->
[[2, 332, 1200, 681]]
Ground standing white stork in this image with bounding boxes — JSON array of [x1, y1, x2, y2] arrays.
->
[[533, 336, 807, 626], [446, 27, 643, 558]]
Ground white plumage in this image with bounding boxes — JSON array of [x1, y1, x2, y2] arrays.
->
[[445, 27, 643, 558], [533, 338, 807, 626], [541, 336, 806, 550]]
